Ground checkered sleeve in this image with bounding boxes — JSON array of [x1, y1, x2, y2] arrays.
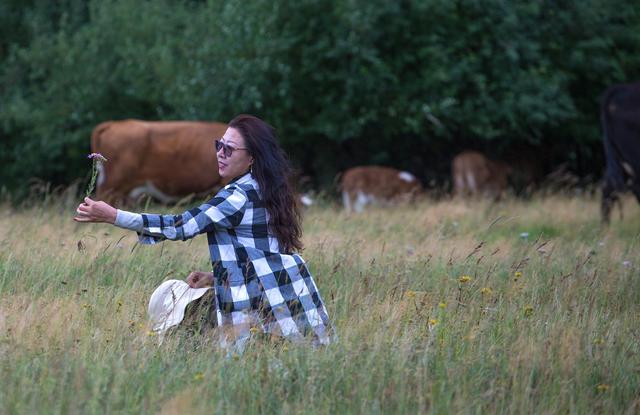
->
[[136, 185, 248, 244]]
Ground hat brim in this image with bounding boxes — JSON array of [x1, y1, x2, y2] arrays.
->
[[148, 280, 212, 333]]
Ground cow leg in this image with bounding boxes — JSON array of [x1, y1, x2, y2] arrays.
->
[[96, 164, 140, 207], [94, 164, 124, 205], [129, 181, 181, 204], [616, 197, 624, 221], [342, 191, 352, 213], [626, 183, 640, 220], [629, 181, 640, 202], [601, 195, 613, 225], [465, 172, 477, 196], [354, 191, 368, 213], [96, 163, 106, 188], [601, 180, 619, 225], [453, 174, 465, 197]]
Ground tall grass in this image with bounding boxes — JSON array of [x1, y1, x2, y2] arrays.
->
[[0, 194, 639, 414]]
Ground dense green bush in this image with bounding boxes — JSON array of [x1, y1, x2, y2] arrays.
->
[[1, 0, 639, 194]]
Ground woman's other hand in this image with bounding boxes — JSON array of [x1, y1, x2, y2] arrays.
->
[[187, 271, 214, 288], [74, 197, 117, 224]]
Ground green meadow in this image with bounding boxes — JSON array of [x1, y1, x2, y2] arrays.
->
[[1, 193, 639, 414]]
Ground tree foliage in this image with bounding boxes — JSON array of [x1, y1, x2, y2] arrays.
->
[[1, 0, 639, 193]]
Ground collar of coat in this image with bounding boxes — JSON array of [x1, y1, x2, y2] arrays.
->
[[227, 172, 253, 187]]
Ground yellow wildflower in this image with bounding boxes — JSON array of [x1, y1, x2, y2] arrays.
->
[[596, 383, 609, 392], [523, 305, 534, 317], [429, 319, 438, 326], [480, 287, 492, 295], [406, 290, 417, 299], [438, 302, 447, 309], [147, 331, 156, 337], [249, 327, 259, 334], [194, 372, 205, 381], [459, 275, 472, 283], [514, 271, 523, 280]]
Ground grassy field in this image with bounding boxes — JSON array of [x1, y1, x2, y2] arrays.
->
[[1, 192, 639, 414]]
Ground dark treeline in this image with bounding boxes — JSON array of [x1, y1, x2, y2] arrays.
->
[[1, 0, 639, 196]]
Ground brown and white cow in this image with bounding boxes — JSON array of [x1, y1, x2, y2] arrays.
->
[[451, 151, 512, 199], [91, 120, 227, 205], [340, 166, 422, 212]]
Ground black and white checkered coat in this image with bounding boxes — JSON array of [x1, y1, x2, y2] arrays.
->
[[137, 173, 331, 348]]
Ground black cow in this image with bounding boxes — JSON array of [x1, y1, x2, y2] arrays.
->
[[601, 82, 640, 224]]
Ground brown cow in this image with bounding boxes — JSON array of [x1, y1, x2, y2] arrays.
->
[[92, 120, 227, 205], [451, 151, 512, 199], [340, 166, 422, 212]]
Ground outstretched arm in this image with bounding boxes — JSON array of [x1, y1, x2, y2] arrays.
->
[[130, 184, 247, 245], [74, 185, 247, 245]]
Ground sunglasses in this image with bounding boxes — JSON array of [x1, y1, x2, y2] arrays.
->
[[215, 139, 249, 157]]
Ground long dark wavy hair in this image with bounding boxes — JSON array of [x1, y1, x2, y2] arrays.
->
[[228, 114, 303, 253]]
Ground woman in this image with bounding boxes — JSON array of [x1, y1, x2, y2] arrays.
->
[[74, 114, 331, 351]]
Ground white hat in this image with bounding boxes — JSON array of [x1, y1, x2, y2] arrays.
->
[[148, 280, 212, 334]]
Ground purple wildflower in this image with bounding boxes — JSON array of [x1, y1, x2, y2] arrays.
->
[[88, 153, 107, 162]]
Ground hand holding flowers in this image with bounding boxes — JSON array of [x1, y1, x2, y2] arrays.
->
[[74, 197, 117, 224], [75, 153, 116, 224]]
